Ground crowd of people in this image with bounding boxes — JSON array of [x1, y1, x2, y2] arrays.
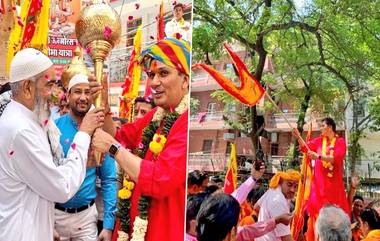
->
[[187, 118, 380, 241], [0, 35, 190, 241]]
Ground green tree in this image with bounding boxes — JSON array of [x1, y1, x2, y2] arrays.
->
[[193, 0, 380, 171]]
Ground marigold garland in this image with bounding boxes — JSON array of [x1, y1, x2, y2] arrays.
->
[[118, 94, 188, 241]]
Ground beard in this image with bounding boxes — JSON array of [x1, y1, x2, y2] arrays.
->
[[34, 92, 64, 166], [70, 101, 90, 117], [34, 93, 50, 125]]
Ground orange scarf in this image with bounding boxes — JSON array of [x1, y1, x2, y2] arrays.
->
[[362, 230, 380, 241]]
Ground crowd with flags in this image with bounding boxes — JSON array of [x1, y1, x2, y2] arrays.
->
[[189, 43, 380, 241]]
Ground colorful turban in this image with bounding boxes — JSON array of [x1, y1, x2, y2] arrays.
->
[[269, 169, 301, 189], [139, 38, 190, 76]]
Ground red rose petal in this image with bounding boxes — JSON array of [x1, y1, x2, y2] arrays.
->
[[17, 19, 24, 27], [135, 3, 140, 9], [71, 143, 76, 150], [175, 32, 182, 40], [173, 1, 177, 6], [128, 15, 133, 21], [9, 150, 14, 156], [43, 119, 49, 126], [150, 36, 155, 40], [103, 26, 112, 39], [85, 47, 91, 55]]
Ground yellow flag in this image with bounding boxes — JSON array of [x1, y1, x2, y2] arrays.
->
[[130, 25, 142, 104], [224, 143, 238, 194], [6, 0, 50, 76], [119, 25, 143, 120]]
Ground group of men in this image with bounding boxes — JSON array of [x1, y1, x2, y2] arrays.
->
[[0, 35, 190, 241]]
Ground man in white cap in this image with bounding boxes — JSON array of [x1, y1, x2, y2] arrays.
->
[[0, 48, 105, 241], [54, 74, 116, 241]]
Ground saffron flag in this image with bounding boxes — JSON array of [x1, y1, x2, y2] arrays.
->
[[224, 143, 238, 194], [157, 0, 164, 41], [291, 124, 313, 240], [192, 43, 265, 106], [6, 0, 50, 75], [119, 25, 142, 121]]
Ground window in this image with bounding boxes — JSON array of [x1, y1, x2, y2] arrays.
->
[[271, 143, 279, 156], [226, 103, 236, 112], [353, 101, 365, 117], [207, 102, 216, 113], [126, 18, 142, 47], [271, 132, 278, 143], [202, 140, 213, 154]]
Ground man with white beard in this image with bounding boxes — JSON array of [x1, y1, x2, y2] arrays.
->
[[0, 48, 105, 241]]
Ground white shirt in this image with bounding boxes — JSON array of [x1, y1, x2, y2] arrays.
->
[[255, 187, 291, 241], [0, 100, 90, 241], [165, 18, 191, 42]]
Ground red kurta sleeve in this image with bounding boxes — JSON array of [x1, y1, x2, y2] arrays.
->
[[115, 108, 157, 149], [138, 110, 188, 199], [300, 137, 320, 153], [333, 137, 346, 165]]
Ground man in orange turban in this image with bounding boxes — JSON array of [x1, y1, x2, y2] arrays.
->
[[254, 170, 301, 241]]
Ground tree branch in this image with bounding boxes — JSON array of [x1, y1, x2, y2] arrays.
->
[[258, 20, 317, 37]]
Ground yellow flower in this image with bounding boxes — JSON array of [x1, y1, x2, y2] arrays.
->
[[118, 188, 132, 199], [123, 180, 135, 190], [149, 134, 167, 156]]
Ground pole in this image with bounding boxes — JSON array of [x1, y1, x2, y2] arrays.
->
[[264, 91, 310, 151]]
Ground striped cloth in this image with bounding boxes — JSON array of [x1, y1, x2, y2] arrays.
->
[[139, 38, 190, 76], [0, 90, 11, 117]]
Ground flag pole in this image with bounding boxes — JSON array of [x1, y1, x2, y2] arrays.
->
[[264, 91, 310, 151]]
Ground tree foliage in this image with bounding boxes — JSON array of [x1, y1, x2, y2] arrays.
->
[[193, 0, 380, 171]]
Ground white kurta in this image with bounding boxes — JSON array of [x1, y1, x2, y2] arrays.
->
[[255, 187, 291, 241], [0, 100, 90, 241], [165, 18, 191, 42]]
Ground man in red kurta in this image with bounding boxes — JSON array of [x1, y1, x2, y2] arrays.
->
[[294, 117, 350, 240], [91, 38, 190, 241]]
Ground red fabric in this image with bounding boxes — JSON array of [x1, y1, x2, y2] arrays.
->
[[111, 219, 120, 241], [305, 215, 316, 241], [115, 108, 188, 241], [21, 0, 42, 48], [300, 136, 350, 217], [192, 44, 265, 106], [224, 168, 235, 194], [157, 2, 164, 40]]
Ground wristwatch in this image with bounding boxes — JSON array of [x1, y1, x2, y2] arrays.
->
[[109, 143, 121, 158]]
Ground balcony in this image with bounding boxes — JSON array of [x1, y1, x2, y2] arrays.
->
[[189, 111, 235, 130], [188, 153, 288, 173], [265, 112, 343, 132], [188, 153, 229, 172]]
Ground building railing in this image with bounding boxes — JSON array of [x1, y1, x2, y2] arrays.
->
[[188, 153, 229, 172], [190, 111, 225, 122]]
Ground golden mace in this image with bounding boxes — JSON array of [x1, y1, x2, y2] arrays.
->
[[75, 0, 121, 165]]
